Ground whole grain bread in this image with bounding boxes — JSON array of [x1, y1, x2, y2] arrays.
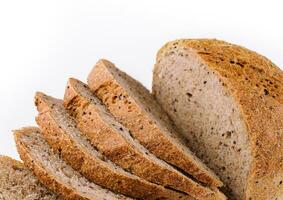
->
[[35, 92, 193, 200], [153, 39, 283, 200], [0, 155, 62, 200], [87, 59, 222, 189], [63, 78, 225, 200], [14, 127, 131, 200]]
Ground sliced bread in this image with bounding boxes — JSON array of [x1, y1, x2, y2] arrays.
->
[[153, 39, 283, 200], [35, 92, 193, 200], [63, 78, 226, 200], [87, 59, 222, 188], [14, 127, 131, 200], [0, 155, 61, 200]]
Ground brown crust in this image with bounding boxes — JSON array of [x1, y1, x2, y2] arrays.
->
[[156, 39, 283, 200], [0, 155, 25, 169], [64, 78, 225, 200], [13, 127, 91, 200], [86, 59, 222, 188], [35, 92, 192, 200]]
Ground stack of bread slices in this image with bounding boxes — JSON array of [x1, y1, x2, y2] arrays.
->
[[1, 39, 282, 200]]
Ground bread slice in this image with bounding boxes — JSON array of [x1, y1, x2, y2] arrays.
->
[[0, 155, 61, 200], [63, 78, 226, 200], [87, 59, 222, 189], [35, 92, 193, 200], [14, 127, 131, 200], [153, 39, 283, 200]]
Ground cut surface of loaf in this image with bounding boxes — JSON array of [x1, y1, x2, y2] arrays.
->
[[153, 39, 283, 200], [87, 59, 222, 189], [63, 78, 226, 200], [0, 155, 61, 200], [14, 127, 131, 200], [35, 92, 193, 200]]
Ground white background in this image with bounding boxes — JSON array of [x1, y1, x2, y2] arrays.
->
[[0, 0, 282, 159]]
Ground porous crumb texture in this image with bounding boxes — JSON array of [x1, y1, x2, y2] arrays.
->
[[0, 156, 61, 200], [87, 59, 222, 189], [154, 47, 251, 199], [153, 39, 283, 200], [35, 92, 193, 200], [14, 127, 131, 200], [63, 78, 224, 200]]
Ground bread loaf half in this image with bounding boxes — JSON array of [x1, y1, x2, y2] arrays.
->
[[153, 39, 283, 200], [14, 127, 131, 200], [0, 155, 61, 200]]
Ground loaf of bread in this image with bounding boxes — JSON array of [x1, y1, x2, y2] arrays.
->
[[5, 37, 280, 200], [63, 78, 224, 200], [35, 91, 193, 200], [0, 155, 61, 200], [153, 39, 283, 200], [14, 127, 132, 200]]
